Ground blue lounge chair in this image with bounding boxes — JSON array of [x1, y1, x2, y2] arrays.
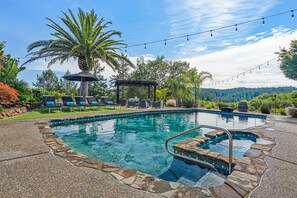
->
[[75, 96, 92, 111], [86, 96, 105, 109], [42, 95, 62, 113], [101, 96, 118, 108], [62, 96, 80, 112]]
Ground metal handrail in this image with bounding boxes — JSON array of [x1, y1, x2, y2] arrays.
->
[[165, 125, 233, 174]]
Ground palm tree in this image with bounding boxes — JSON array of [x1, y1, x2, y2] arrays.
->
[[184, 68, 212, 106], [23, 8, 133, 98], [0, 43, 25, 85]]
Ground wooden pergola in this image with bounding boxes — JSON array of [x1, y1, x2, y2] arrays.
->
[[115, 80, 158, 103]]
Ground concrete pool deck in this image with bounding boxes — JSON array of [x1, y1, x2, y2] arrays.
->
[[0, 112, 296, 197]]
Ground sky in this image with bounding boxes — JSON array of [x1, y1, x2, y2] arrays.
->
[[1, 0, 297, 89]]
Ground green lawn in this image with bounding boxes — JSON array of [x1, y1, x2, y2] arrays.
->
[[0, 107, 133, 122]]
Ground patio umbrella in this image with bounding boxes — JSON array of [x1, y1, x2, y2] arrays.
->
[[62, 71, 99, 96], [62, 71, 98, 82]]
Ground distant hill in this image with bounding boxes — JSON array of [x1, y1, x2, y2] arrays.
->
[[198, 87, 297, 102]]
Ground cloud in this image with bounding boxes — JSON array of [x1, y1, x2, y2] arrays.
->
[[164, 0, 278, 57], [181, 28, 297, 89]]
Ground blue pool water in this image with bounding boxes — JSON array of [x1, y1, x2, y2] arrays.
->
[[200, 133, 258, 158], [52, 112, 265, 180]]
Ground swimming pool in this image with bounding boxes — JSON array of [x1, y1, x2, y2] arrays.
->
[[52, 111, 265, 184]]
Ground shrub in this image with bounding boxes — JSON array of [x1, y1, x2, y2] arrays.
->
[[277, 108, 286, 116], [260, 102, 271, 114], [286, 107, 297, 118], [18, 95, 36, 102], [0, 82, 19, 104], [198, 100, 205, 108], [182, 100, 194, 108], [217, 102, 228, 109], [205, 104, 212, 109], [228, 102, 238, 110], [166, 99, 176, 107]]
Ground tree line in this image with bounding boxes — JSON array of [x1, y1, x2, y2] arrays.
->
[[198, 87, 297, 102]]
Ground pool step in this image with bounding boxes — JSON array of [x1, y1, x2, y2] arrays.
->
[[195, 170, 226, 188], [158, 158, 226, 187]]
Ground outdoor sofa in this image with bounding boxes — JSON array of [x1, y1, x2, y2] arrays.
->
[[138, 100, 149, 108], [152, 100, 163, 108]]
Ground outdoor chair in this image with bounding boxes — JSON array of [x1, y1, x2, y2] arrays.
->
[[238, 102, 248, 112], [138, 100, 149, 108], [152, 100, 163, 108], [220, 107, 234, 113], [101, 96, 117, 108], [75, 96, 92, 111], [86, 96, 105, 109], [62, 96, 80, 112], [127, 98, 137, 108], [119, 99, 127, 107], [42, 95, 62, 113], [146, 99, 151, 107]]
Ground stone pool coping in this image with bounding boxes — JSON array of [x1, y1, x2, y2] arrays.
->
[[35, 109, 275, 198]]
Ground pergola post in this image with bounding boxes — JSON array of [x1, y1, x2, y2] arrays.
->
[[116, 85, 120, 104], [114, 80, 158, 102], [154, 85, 156, 101], [148, 86, 151, 99]]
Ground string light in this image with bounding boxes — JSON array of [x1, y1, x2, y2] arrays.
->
[[210, 30, 213, 37], [125, 46, 127, 53], [164, 39, 167, 45], [205, 57, 278, 87], [292, 10, 295, 19], [144, 43, 147, 49], [120, 8, 297, 50]]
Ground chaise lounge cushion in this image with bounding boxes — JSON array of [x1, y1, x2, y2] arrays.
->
[[46, 101, 55, 106]]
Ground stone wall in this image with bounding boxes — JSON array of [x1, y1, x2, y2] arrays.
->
[[1, 102, 42, 110], [0, 102, 42, 119], [0, 107, 27, 119]]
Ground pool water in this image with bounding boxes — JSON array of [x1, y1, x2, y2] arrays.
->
[[52, 112, 264, 182], [200, 133, 257, 158]]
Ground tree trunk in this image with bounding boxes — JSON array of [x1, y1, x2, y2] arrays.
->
[[78, 56, 89, 99], [80, 81, 89, 99]]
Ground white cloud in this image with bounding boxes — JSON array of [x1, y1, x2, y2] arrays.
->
[[181, 28, 297, 89], [164, 0, 278, 56], [246, 35, 258, 41]]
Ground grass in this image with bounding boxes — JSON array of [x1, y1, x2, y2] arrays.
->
[[0, 107, 133, 122]]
